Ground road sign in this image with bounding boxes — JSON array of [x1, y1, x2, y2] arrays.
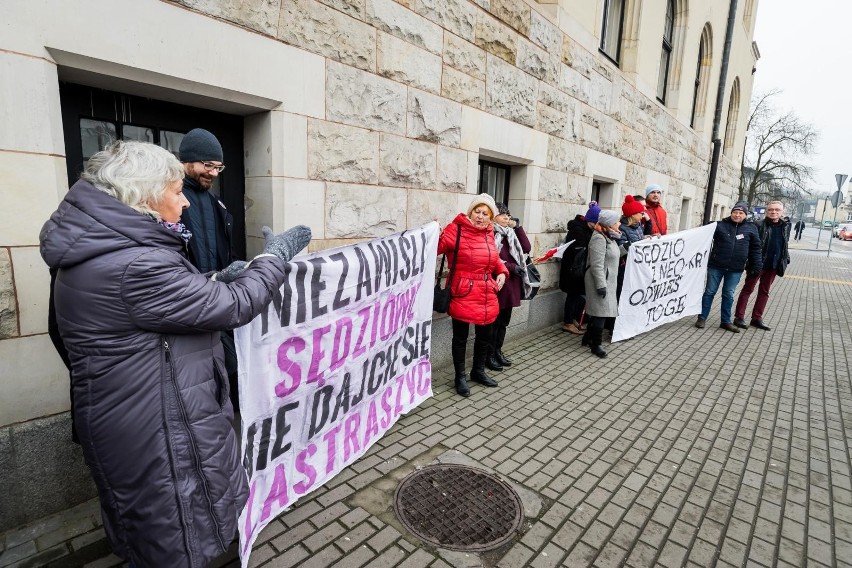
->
[[831, 190, 843, 208], [837, 174, 848, 190]]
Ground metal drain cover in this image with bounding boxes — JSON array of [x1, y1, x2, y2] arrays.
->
[[393, 464, 524, 551]]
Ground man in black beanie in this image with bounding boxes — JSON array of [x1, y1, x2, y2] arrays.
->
[[179, 128, 241, 410]]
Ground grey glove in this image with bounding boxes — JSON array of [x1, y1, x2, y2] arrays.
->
[[214, 260, 248, 283], [596, 287, 607, 298], [262, 225, 312, 263]]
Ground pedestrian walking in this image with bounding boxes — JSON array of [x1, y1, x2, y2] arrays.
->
[[793, 219, 805, 240]]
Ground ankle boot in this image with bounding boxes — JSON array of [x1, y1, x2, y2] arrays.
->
[[470, 337, 498, 387], [452, 341, 470, 397], [485, 352, 503, 371], [589, 327, 607, 358], [494, 325, 512, 367]]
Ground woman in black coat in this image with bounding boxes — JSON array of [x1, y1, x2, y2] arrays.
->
[[559, 203, 599, 334], [487, 203, 532, 371]]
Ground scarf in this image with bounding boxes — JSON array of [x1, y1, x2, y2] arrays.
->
[[159, 220, 193, 243], [494, 224, 532, 299]]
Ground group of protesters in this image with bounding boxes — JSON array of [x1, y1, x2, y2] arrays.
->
[[42, 127, 793, 566], [435, 185, 792, 394]]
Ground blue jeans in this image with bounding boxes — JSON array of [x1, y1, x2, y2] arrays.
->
[[700, 267, 742, 324]]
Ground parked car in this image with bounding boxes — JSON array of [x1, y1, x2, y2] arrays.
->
[[840, 226, 852, 241], [834, 223, 852, 238], [822, 220, 836, 230]]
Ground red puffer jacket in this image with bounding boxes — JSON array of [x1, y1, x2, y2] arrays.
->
[[438, 213, 509, 325]]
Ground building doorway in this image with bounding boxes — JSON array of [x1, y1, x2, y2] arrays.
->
[[58, 82, 247, 259]]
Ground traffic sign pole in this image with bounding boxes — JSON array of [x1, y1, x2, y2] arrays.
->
[[827, 174, 848, 256]]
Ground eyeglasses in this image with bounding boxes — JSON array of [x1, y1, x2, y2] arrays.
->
[[199, 161, 226, 173], [767, 208, 783, 212]]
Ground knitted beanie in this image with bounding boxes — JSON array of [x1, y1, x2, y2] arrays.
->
[[731, 201, 749, 213], [584, 201, 602, 224], [179, 128, 223, 163], [598, 209, 620, 227], [645, 183, 663, 197], [622, 195, 645, 217], [466, 193, 498, 219]]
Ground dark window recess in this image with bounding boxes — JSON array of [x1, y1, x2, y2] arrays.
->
[[592, 181, 603, 204], [478, 160, 510, 205], [600, 0, 625, 65], [59, 82, 246, 259], [689, 38, 704, 128], [657, 0, 674, 103]]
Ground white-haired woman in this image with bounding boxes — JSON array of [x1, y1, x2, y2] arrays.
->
[[40, 141, 311, 567]]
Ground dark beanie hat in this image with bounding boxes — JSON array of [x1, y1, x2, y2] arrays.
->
[[622, 195, 645, 217], [496, 202, 511, 216], [731, 201, 749, 214], [179, 128, 223, 163]]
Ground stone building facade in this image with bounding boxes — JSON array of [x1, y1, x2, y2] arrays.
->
[[0, 0, 759, 529]]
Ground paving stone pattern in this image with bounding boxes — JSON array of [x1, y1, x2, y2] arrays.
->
[[2, 250, 851, 568]]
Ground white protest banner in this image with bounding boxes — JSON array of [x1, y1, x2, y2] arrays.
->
[[612, 223, 715, 342], [235, 223, 439, 566]]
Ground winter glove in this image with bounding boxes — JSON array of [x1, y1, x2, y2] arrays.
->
[[262, 225, 312, 263], [596, 287, 607, 298], [213, 260, 248, 283], [513, 265, 526, 278]]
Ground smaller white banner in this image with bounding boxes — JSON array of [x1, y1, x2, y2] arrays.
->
[[613, 223, 715, 342]]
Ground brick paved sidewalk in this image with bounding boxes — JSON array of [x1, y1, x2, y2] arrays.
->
[[3, 250, 852, 568]]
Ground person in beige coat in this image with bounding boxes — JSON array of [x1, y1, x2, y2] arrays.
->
[[581, 209, 623, 358]]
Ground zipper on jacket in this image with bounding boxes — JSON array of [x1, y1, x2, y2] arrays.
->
[[165, 340, 226, 553]]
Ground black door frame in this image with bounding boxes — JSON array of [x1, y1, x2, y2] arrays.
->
[[58, 82, 247, 259]]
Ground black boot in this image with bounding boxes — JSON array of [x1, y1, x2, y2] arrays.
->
[[485, 341, 503, 371], [494, 325, 512, 367], [470, 337, 498, 387], [451, 341, 470, 397], [589, 326, 607, 358]]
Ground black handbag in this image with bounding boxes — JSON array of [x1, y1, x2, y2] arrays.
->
[[433, 225, 461, 313], [523, 256, 541, 300]]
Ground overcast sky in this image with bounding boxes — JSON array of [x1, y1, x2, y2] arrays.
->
[[752, 0, 852, 197]]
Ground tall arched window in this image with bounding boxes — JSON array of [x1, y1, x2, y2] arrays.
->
[[656, 0, 675, 102], [723, 77, 741, 155], [690, 23, 713, 130], [600, 0, 626, 64]]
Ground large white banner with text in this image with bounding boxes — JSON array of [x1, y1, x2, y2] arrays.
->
[[235, 223, 438, 566], [613, 223, 715, 342]]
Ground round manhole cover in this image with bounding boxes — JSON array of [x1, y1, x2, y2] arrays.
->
[[393, 464, 524, 551]]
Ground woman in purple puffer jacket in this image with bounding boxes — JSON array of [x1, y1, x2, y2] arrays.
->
[[40, 141, 310, 568]]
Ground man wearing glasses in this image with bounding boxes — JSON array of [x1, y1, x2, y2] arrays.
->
[[733, 201, 791, 331], [179, 128, 241, 409]]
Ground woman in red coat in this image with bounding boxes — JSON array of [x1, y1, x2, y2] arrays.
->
[[437, 193, 509, 397]]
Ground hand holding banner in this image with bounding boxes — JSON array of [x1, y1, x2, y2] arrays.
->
[[613, 224, 715, 342]]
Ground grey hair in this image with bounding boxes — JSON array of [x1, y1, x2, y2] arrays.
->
[[81, 140, 184, 219]]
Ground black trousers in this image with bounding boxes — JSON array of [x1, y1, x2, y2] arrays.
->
[[451, 318, 493, 348]]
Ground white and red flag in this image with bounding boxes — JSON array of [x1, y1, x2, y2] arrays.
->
[[534, 240, 574, 262]]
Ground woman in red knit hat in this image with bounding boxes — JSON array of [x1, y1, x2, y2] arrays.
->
[[615, 195, 648, 302]]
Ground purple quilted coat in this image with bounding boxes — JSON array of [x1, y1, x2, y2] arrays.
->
[[39, 180, 287, 567]]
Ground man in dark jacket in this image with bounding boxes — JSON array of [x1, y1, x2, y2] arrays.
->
[[178, 128, 242, 409], [696, 202, 763, 332], [793, 219, 805, 240], [734, 201, 791, 330]]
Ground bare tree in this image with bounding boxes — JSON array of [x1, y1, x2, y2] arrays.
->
[[739, 89, 819, 205]]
